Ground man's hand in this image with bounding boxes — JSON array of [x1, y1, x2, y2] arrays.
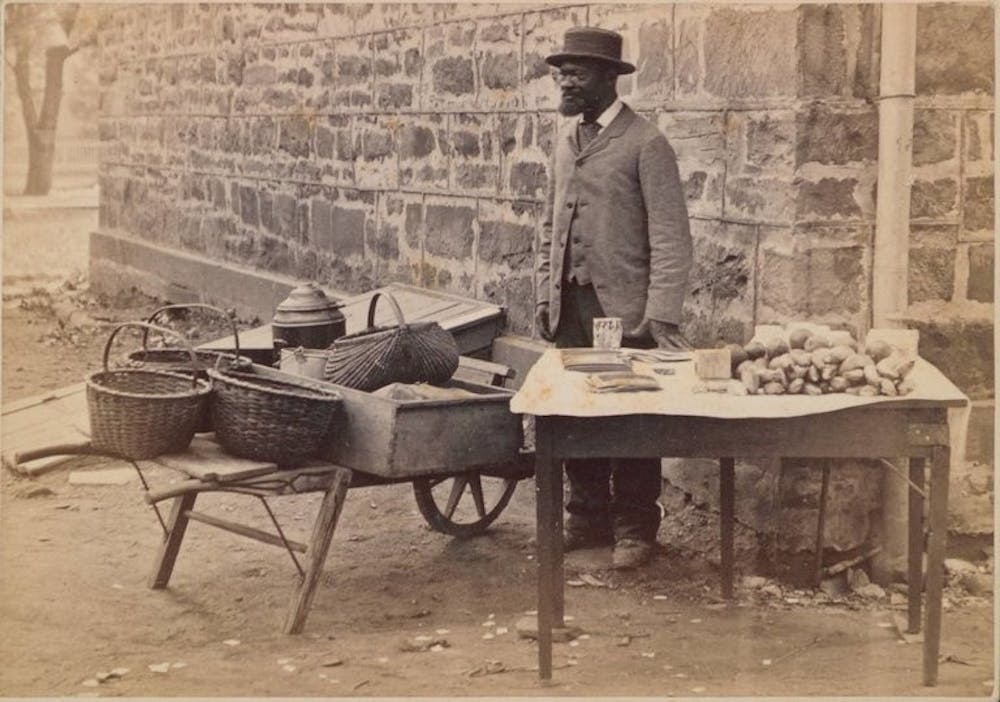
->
[[535, 304, 555, 342], [626, 319, 692, 350]]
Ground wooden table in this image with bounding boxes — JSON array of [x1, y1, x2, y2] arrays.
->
[[510, 350, 968, 687]]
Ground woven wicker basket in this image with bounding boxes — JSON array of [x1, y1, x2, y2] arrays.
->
[[324, 291, 459, 391], [124, 304, 251, 432], [87, 322, 211, 460], [207, 368, 342, 466]]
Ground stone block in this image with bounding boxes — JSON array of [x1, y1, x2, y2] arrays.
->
[[912, 110, 959, 167], [450, 113, 500, 196], [476, 15, 522, 109], [911, 178, 959, 220], [965, 401, 995, 463], [806, 244, 866, 318], [521, 6, 585, 110], [477, 198, 537, 270], [313, 195, 367, 260], [317, 115, 354, 184], [499, 112, 555, 201], [588, 4, 675, 106], [963, 175, 994, 233], [724, 111, 794, 223], [910, 223, 958, 249], [703, 7, 798, 99], [916, 4, 994, 95], [909, 246, 956, 304], [373, 29, 421, 111], [674, 4, 708, 97], [797, 4, 847, 97], [398, 114, 448, 190], [315, 35, 372, 110], [655, 111, 725, 219], [354, 116, 398, 190], [482, 273, 534, 337], [795, 178, 863, 221], [796, 105, 878, 166], [948, 459, 995, 536], [756, 226, 811, 323], [278, 115, 313, 160], [965, 111, 994, 163], [967, 243, 994, 303], [776, 459, 882, 553], [911, 316, 994, 400], [422, 21, 477, 110], [238, 186, 259, 228], [424, 197, 476, 260], [683, 220, 757, 346]]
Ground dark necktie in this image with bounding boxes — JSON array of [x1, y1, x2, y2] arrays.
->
[[579, 119, 600, 149]]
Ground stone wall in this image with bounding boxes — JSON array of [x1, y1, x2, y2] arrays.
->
[[95, 3, 993, 341], [95, 3, 994, 573]]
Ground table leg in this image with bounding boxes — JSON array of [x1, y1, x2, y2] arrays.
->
[[283, 467, 352, 635], [922, 445, 950, 686], [149, 492, 197, 589], [908, 457, 926, 634], [719, 457, 735, 599], [813, 461, 831, 587], [535, 418, 561, 681]]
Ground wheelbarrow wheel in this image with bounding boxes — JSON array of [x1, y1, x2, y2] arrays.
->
[[413, 472, 518, 538]]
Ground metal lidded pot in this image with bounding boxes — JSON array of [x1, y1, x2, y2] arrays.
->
[[272, 282, 346, 352]]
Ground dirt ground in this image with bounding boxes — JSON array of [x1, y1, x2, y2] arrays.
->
[[1, 256, 996, 698]]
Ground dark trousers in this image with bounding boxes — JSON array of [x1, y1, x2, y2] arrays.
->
[[554, 280, 662, 543]]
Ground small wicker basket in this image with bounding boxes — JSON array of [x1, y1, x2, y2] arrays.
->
[[207, 368, 342, 466], [124, 304, 251, 432], [87, 322, 211, 460]]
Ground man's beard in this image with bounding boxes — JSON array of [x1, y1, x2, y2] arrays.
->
[[558, 92, 592, 117]]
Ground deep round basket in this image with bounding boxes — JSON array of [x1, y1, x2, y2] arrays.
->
[[207, 369, 342, 466], [86, 369, 212, 460]]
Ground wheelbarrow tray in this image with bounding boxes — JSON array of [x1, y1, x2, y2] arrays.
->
[[246, 364, 523, 478]]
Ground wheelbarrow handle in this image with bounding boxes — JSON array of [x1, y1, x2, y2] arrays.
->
[[10, 440, 109, 467]]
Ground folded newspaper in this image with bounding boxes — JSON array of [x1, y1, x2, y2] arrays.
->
[[585, 371, 662, 393], [560, 348, 632, 373]]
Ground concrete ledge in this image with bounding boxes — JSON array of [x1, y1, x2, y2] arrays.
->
[[89, 229, 350, 322]]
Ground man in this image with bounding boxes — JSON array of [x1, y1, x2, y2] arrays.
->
[[535, 27, 693, 569]]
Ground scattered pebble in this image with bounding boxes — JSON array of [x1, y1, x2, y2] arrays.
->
[[320, 658, 343, 668], [691, 686, 706, 693], [784, 597, 799, 604], [673, 672, 688, 678], [567, 579, 586, 587], [170, 663, 186, 670], [742, 575, 767, 589], [282, 665, 296, 673], [111, 667, 130, 676], [689, 618, 702, 624], [414, 635, 433, 642], [567, 659, 579, 666], [435, 629, 450, 635], [641, 652, 656, 659], [662, 664, 674, 671], [652, 595, 667, 601], [577, 634, 590, 640], [762, 659, 772, 666], [482, 633, 495, 640], [222, 639, 240, 647], [111, 584, 124, 590], [277, 658, 292, 665], [81, 679, 99, 688], [429, 644, 445, 652], [876, 622, 893, 629], [377, 657, 389, 664], [148, 663, 171, 674], [495, 627, 508, 635], [568, 641, 579, 647]]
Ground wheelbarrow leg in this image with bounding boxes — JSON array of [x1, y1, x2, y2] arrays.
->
[[283, 467, 352, 635], [149, 492, 198, 589]]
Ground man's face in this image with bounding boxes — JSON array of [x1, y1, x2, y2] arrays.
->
[[553, 59, 615, 117]]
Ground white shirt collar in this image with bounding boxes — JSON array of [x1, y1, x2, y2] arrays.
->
[[580, 99, 624, 132]]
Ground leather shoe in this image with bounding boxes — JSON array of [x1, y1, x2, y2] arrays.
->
[[564, 529, 613, 552], [612, 538, 654, 569]]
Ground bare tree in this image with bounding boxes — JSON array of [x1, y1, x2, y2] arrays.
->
[[6, 4, 96, 195]]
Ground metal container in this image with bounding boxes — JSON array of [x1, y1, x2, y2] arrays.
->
[[272, 283, 346, 351]]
